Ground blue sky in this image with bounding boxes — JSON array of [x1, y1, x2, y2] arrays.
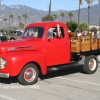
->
[[1, 0, 99, 11]]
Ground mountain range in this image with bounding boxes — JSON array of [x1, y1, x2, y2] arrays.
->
[[0, 4, 100, 27]]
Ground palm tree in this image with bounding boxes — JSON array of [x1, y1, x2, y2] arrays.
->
[[17, 16, 21, 24], [68, 12, 74, 21], [10, 14, 14, 26], [23, 14, 28, 24], [53, 13, 58, 21], [4, 18, 7, 26], [19, 22, 25, 30], [60, 12, 65, 22], [78, 0, 82, 30], [84, 0, 95, 32]]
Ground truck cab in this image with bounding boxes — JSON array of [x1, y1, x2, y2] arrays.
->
[[22, 22, 70, 65]]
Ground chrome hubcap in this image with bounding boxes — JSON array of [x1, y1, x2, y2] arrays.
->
[[24, 68, 36, 82], [89, 59, 96, 71]]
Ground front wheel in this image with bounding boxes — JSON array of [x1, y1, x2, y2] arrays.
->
[[83, 55, 98, 74], [18, 63, 39, 85]]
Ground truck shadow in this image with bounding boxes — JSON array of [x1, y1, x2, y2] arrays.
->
[[0, 77, 18, 84], [0, 65, 84, 84]]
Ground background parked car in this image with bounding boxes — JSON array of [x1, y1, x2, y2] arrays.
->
[[0, 30, 22, 41]]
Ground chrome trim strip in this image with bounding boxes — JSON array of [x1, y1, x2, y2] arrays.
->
[[0, 73, 9, 78], [8, 46, 34, 51]]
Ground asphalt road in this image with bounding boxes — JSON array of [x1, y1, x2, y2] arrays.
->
[[0, 62, 100, 100]]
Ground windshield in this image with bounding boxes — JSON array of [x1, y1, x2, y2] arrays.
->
[[23, 27, 44, 38]]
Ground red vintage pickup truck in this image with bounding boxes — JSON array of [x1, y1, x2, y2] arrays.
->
[[0, 22, 99, 85]]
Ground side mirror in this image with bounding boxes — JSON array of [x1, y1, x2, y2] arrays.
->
[[47, 38, 51, 42]]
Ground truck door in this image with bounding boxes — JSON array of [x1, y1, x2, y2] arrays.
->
[[45, 26, 70, 66]]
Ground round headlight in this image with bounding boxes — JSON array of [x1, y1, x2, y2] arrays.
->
[[0, 58, 7, 69]]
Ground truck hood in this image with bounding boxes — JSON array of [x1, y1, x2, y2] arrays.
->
[[0, 38, 43, 53]]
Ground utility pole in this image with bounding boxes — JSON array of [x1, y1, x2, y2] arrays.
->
[[98, 0, 100, 34], [99, 0, 100, 4], [48, 0, 51, 21], [99, 15, 100, 34], [0, 0, 1, 31], [99, 0, 100, 34]]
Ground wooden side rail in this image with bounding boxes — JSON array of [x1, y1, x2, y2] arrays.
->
[[71, 34, 100, 53]]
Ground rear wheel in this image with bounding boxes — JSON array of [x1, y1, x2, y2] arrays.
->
[[10, 38, 15, 40], [83, 55, 98, 74], [18, 63, 39, 85]]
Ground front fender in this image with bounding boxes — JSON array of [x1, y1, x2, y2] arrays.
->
[[0, 51, 47, 76]]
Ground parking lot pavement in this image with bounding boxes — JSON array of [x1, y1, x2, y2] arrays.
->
[[0, 65, 100, 100]]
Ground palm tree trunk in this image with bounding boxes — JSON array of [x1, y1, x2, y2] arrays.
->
[[25, 18, 26, 24], [5, 21, 6, 27], [88, 5, 90, 32], [70, 17, 72, 21], [9, 17, 10, 30], [78, 4, 80, 30], [62, 17, 63, 22], [19, 19, 20, 25], [12, 19, 13, 26]]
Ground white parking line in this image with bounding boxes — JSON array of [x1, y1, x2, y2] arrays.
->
[[56, 77, 100, 87], [0, 94, 18, 100]]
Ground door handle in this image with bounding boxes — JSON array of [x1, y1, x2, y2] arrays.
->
[[65, 42, 68, 45]]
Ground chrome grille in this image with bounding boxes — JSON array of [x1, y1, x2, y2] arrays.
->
[[0, 59, 3, 69]]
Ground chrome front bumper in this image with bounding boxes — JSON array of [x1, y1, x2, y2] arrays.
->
[[0, 73, 9, 78]]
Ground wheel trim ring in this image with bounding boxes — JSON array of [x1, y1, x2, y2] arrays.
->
[[24, 68, 36, 82], [89, 59, 96, 71]]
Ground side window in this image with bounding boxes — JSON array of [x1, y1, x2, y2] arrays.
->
[[47, 26, 64, 39]]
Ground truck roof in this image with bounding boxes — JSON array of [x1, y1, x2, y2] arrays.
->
[[26, 21, 66, 28]]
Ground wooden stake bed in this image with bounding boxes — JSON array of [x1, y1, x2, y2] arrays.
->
[[71, 35, 100, 53]]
